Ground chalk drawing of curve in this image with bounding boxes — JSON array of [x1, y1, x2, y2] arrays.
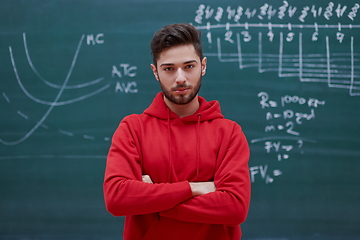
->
[[1, 33, 111, 145]]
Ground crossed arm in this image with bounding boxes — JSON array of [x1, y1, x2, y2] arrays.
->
[[142, 175, 215, 196], [104, 120, 250, 225]]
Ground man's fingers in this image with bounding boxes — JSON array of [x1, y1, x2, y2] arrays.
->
[[142, 175, 153, 183], [189, 181, 216, 196]]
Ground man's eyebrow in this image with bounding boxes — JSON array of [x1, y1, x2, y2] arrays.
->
[[159, 60, 198, 67], [184, 60, 198, 64], [159, 63, 175, 67]]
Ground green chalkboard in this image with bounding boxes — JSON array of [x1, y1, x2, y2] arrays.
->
[[1, 0, 359, 239]]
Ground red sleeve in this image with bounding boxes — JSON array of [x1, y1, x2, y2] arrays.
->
[[160, 123, 251, 225], [103, 117, 193, 216]]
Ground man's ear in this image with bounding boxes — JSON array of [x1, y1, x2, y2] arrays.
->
[[201, 57, 207, 76], [150, 64, 159, 81]]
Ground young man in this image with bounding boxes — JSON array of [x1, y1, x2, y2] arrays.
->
[[103, 23, 251, 240]]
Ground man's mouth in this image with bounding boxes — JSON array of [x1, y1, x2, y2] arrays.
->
[[174, 87, 190, 93]]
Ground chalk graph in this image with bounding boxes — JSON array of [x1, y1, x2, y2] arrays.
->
[[1, 33, 110, 146], [196, 22, 360, 96], [196, 21, 360, 183]]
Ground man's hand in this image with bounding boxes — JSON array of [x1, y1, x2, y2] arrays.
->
[[189, 182, 215, 196], [142, 175, 153, 184]]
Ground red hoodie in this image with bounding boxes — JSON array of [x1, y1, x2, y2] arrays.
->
[[104, 92, 250, 240]]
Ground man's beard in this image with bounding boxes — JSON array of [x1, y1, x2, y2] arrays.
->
[[159, 76, 202, 105]]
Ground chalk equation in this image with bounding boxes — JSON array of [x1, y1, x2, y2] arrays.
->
[[1, 33, 139, 145], [191, 2, 358, 183], [195, 2, 359, 24], [194, 2, 360, 97], [250, 92, 325, 184]]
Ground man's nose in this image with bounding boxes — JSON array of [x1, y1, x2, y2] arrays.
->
[[175, 68, 186, 84]]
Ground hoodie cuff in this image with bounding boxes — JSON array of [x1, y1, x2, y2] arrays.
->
[[173, 181, 193, 201]]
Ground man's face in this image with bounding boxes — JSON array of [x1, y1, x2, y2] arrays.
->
[[150, 44, 207, 105]]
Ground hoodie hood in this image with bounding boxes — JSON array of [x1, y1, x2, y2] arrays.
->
[[144, 92, 224, 121]]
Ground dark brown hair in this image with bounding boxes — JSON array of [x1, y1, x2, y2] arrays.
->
[[150, 23, 203, 66]]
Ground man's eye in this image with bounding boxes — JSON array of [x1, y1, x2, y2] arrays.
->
[[164, 67, 173, 71], [185, 65, 194, 69]]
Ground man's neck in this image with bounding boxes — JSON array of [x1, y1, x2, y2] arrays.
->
[[164, 96, 200, 118]]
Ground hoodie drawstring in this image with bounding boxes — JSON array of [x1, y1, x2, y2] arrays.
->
[[166, 109, 202, 180], [196, 114, 201, 176], [167, 108, 173, 182]]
